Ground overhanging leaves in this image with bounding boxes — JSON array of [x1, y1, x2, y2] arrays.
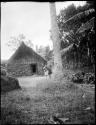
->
[[62, 9, 95, 32], [76, 17, 95, 33]]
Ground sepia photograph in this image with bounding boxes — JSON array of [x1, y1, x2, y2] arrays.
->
[[1, 1, 95, 124]]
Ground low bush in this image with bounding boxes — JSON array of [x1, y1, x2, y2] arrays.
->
[[1, 75, 21, 93]]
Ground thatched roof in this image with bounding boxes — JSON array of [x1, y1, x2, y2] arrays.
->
[[8, 42, 46, 63]]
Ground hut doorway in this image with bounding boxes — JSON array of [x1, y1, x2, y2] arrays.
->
[[30, 64, 37, 74]]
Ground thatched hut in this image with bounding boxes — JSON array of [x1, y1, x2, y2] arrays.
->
[[7, 42, 46, 77]]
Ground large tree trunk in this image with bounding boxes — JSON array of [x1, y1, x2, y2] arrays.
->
[[49, 3, 64, 80]]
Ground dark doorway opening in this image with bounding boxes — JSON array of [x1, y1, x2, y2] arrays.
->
[[30, 64, 37, 74]]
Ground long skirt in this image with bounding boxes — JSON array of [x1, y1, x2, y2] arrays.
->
[[44, 70, 48, 76]]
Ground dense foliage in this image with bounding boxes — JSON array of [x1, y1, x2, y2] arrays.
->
[[57, 2, 95, 71]]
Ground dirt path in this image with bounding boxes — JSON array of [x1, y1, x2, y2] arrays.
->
[[17, 76, 54, 88], [17, 75, 94, 94]]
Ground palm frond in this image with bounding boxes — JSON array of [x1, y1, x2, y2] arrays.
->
[[62, 9, 95, 32], [64, 9, 94, 24], [76, 17, 95, 33]]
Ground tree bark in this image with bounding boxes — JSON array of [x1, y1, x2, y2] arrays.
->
[[49, 3, 64, 80]]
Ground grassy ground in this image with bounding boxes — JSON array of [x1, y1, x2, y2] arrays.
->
[[1, 70, 95, 124]]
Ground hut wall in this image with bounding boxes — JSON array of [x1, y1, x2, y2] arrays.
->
[[7, 54, 46, 77], [37, 63, 44, 75], [7, 63, 32, 77], [7, 61, 45, 77]]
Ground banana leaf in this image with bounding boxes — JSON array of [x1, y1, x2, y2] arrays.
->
[[76, 17, 95, 33], [62, 9, 95, 32]]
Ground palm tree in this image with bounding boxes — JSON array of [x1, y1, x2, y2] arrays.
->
[[49, 2, 64, 80], [49, 2, 95, 79]]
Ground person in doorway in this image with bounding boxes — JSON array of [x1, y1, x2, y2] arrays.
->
[[43, 65, 48, 77], [43, 65, 52, 78]]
